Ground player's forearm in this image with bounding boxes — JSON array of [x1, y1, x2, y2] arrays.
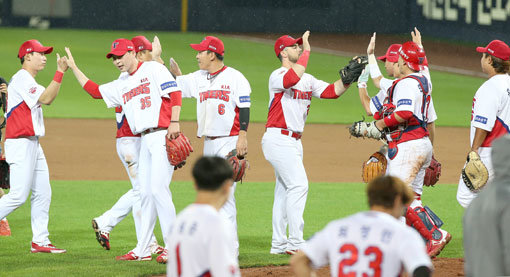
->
[[358, 87, 373, 116], [333, 79, 348, 97], [291, 50, 310, 79], [38, 71, 65, 105], [375, 111, 407, 129], [170, 105, 181, 122], [69, 65, 90, 87], [427, 122, 435, 145], [239, 107, 249, 131], [471, 128, 489, 152]]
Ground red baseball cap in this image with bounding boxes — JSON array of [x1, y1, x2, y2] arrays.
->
[[106, 38, 135, 59], [377, 44, 401, 63], [399, 41, 426, 71], [476, 40, 510, 61], [131, 36, 152, 53], [18, 39, 53, 59], [190, 36, 224, 55], [274, 35, 303, 57]]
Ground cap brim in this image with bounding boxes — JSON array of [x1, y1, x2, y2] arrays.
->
[[190, 43, 207, 52], [42, 46, 53, 55], [106, 50, 127, 59], [476, 46, 487, 53], [295, 38, 303, 45]]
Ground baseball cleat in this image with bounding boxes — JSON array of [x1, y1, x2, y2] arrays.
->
[[149, 243, 165, 255], [92, 219, 110, 250], [156, 249, 168, 264], [115, 251, 151, 261], [285, 249, 298, 255], [31, 242, 67, 254], [270, 249, 287, 255], [0, 218, 11, 236], [427, 229, 452, 258]]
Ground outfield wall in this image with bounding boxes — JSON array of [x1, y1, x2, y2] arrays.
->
[[1, 0, 509, 43]]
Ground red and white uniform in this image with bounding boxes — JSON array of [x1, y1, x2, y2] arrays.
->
[[176, 66, 251, 253], [0, 69, 53, 245], [301, 211, 432, 277], [166, 204, 240, 277], [457, 74, 510, 208], [98, 61, 181, 257], [93, 107, 159, 247], [261, 67, 339, 253]]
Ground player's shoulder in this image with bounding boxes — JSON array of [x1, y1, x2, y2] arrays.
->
[[270, 67, 289, 78], [11, 69, 32, 82], [480, 74, 510, 92]]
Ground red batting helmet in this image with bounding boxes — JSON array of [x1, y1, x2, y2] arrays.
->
[[398, 41, 426, 71]]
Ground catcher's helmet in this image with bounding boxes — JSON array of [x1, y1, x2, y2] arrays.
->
[[398, 41, 426, 71]]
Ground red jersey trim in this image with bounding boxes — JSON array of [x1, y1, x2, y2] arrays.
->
[[83, 80, 102, 99], [283, 68, 300, 89], [5, 101, 36, 138], [481, 117, 510, 147], [229, 106, 240, 136], [157, 97, 173, 128], [319, 84, 338, 99], [265, 92, 288, 129], [129, 62, 144, 76]]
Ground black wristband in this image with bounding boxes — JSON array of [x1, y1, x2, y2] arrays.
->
[[171, 120, 179, 123]]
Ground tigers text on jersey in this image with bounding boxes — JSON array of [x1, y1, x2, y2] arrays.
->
[[176, 66, 251, 137], [166, 204, 240, 277], [301, 211, 432, 277], [470, 74, 510, 148], [6, 69, 46, 138], [99, 61, 180, 134], [266, 67, 330, 133]]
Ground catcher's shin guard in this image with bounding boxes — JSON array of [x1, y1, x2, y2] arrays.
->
[[405, 206, 433, 241]]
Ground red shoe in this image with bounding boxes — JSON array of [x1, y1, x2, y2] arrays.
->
[[116, 251, 151, 261], [150, 243, 165, 255], [31, 242, 66, 254], [92, 219, 110, 250], [427, 229, 452, 258], [156, 249, 168, 264], [0, 218, 11, 236]]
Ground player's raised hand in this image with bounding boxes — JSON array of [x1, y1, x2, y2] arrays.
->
[[56, 53, 69, 73], [64, 47, 77, 70], [152, 36, 163, 60], [0, 83, 6, 94], [302, 30, 311, 51], [411, 27, 423, 48], [367, 32, 376, 55], [169, 58, 183, 77]]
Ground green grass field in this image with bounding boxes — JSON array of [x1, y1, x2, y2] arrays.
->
[[0, 27, 484, 126], [0, 181, 464, 276], [0, 27, 470, 275]]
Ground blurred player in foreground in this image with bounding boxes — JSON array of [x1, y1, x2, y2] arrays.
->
[[291, 176, 432, 277]]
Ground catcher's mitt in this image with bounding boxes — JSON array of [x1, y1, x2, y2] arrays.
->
[[362, 151, 387, 183], [226, 149, 249, 182], [0, 159, 9, 190], [339, 56, 368, 85], [424, 156, 441, 187], [165, 133, 193, 170], [461, 151, 488, 192], [349, 118, 384, 140]]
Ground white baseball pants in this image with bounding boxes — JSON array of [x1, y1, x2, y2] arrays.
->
[[262, 128, 308, 252], [0, 137, 52, 244], [133, 130, 176, 257], [203, 136, 239, 253], [387, 137, 433, 195], [94, 137, 157, 244], [456, 147, 494, 208]]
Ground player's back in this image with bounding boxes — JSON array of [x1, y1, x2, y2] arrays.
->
[[166, 204, 239, 277], [304, 211, 431, 277]]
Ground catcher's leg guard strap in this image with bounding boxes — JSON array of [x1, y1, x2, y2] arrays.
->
[[424, 206, 444, 228]]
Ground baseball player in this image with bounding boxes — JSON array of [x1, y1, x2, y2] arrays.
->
[[0, 78, 10, 237], [168, 36, 251, 256], [463, 135, 510, 277], [456, 40, 510, 208], [290, 176, 432, 277], [90, 36, 164, 255], [355, 38, 451, 257], [0, 40, 68, 253], [261, 31, 352, 255], [64, 38, 182, 261], [166, 156, 240, 277]]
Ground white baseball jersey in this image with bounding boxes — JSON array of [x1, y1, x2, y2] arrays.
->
[[176, 66, 251, 137], [301, 211, 432, 277], [5, 69, 45, 138], [166, 203, 240, 277], [470, 74, 510, 148], [99, 61, 180, 134], [266, 67, 330, 133]]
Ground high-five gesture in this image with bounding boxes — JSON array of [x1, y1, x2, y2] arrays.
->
[[411, 27, 423, 48], [56, 53, 68, 73], [302, 30, 311, 52], [367, 32, 376, 55]]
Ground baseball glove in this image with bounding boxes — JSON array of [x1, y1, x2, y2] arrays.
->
[[226, 149, 249, 182], [165, 133, 193, 170], [362, 151, 387, 183], [339, 56, 368, 85], [461, 151, 489, 192], [0, 159, 9, 190], [349, 118, 384, 140], [423, 156, 441, 187]]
